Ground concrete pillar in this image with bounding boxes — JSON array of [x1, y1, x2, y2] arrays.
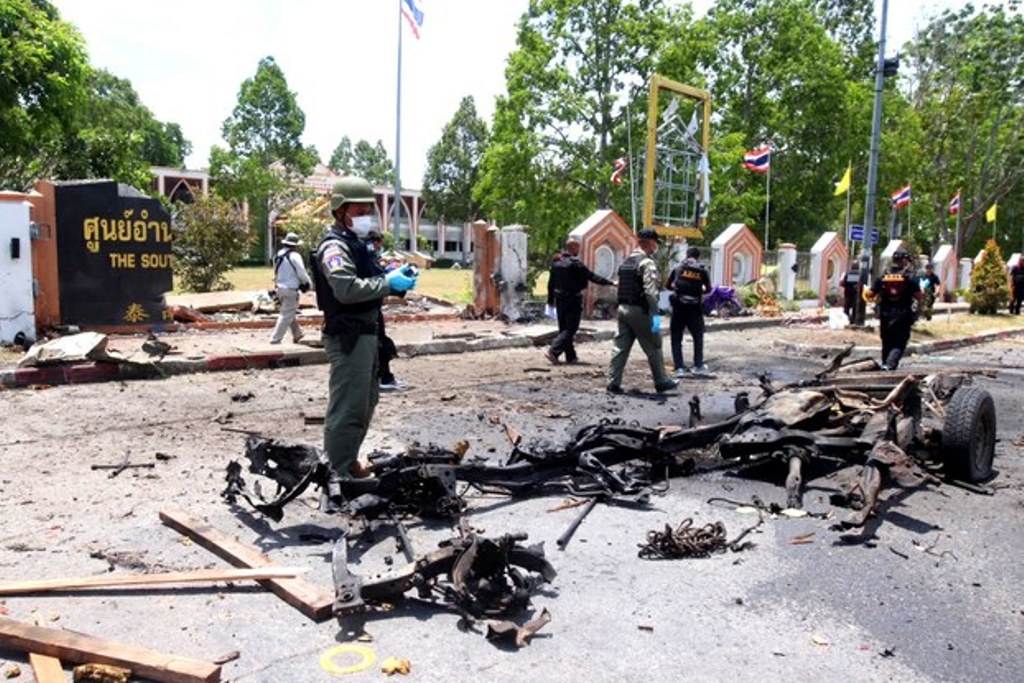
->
[[472, 221, 499, 315], [959, 258, 973, 291], [498, 225, 529, 321], [778, 243, 797, 300], [0, 192, 36, 344]]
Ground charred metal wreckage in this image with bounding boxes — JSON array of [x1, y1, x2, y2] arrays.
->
[[222, 345, 997, 636]]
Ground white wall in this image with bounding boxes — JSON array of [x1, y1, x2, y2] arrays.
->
[[0, 199, 36, 344]]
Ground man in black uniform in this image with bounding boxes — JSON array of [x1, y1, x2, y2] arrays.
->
[[545, 236, 614, 364], [1010, 255, 1024, 315], [868, 249, 921, 370], [665, 246, 712, 377]]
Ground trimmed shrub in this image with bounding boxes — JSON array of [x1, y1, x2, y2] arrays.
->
[[968, 239, 1010, 314]]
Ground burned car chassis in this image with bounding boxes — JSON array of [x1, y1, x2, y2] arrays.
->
[[222, 347, 997, 624]]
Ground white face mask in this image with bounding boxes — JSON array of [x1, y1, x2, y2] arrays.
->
[[350, 214, 379, 238]]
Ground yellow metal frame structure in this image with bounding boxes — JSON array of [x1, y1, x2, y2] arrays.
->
[[642, 75, 711, 239]]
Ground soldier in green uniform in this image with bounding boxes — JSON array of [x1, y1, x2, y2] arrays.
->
[[311, 177, 418, 480], [607, 228, 678, 394]]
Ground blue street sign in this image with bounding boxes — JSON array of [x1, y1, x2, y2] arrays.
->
[[848, 225, 879, 242]]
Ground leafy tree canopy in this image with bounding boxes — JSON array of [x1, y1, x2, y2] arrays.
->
[[0, 0, 88, 188], [211, 56, 317, 261], [906, 1, 1024, 256], [475, 0, 675, 273], [329, 135, 395, 186], [422, 95, 489, 224]]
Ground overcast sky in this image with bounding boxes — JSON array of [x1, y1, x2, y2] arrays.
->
[[52, 0, 970, 189]]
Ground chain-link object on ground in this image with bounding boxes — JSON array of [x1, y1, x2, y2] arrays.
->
[[637, 517, 762, 559]]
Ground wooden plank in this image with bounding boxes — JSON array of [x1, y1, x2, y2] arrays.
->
[[29, 651, 65, 683], [0, 617, 220, 683], [0, 567, 309, 596], [29, 613, 65, 683], [158, 507, 333, 622]]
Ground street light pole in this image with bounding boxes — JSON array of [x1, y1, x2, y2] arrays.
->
[[853, 0, 889, 327]]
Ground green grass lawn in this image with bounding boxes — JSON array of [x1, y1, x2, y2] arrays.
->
[[221, 265, 478, 304], [178, 265, 551, 304]]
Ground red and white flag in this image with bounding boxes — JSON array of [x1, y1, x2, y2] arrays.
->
[[949, 190, 961, 216], [890, 184, 911, 209], [611, 157, 628, 185], [742, 146, 771, 173]]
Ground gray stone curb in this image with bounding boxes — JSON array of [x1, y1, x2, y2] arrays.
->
[[773, 325, 1024, 359], [0, 308, 1005, 390]]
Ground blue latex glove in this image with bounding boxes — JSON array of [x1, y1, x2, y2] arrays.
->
[[386, 266, 417, 293], [651, 315, 662, 334], [544, 304, 556, 319]]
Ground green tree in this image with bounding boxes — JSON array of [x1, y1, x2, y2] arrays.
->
[[695, 0, 870, 247], [476, 0, 674, 273], [906, 3, 1024, 257], [328, 136, 394, 185], [172, 191, 250, 292], [328, 136, 354, 172], [423, 96, 489, 224], [352, 139, 395, 186], [0, 0, 89, 189], [210, 56, 317, 263], [53, 69, 190, 189], [968, 238, 1011, 314]]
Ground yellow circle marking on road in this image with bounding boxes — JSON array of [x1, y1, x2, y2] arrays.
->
[[319, 644, 376, 676]]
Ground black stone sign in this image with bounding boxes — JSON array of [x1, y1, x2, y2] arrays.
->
[[54, 181, 173, 327]]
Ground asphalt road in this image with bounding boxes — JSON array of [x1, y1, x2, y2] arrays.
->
[[0, 331, 1021, 682]]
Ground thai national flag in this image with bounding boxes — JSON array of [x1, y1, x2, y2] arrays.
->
[[742, 147, 771, 173], [402, 0, 424, 39], [890, 184, 911, 209], [610, 157, 627, 185], [949, 191, 961, 216]]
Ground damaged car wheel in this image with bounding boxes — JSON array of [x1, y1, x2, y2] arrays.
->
[[941, 386, 996, 482]]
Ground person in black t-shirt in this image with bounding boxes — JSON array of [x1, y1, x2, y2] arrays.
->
[[544, 237, 614, 364], [1010, 255, 1024, 315], [665, 246, 712, 377], [868, 249, 921, 370]]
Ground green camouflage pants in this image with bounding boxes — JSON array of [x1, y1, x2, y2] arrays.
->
[[607, 304, 672, 389], [323, 333, 379, 478]]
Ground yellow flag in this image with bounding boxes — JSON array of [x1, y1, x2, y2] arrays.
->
[[986, 202, 998, 223], [833, 163, 851, 196]]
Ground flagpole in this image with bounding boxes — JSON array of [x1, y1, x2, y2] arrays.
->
[[392, 0, 404, 251], [764, 162, 771, 251], [844, 176, 852, 254], [626, 102, 637, 230], [907, 189, 912, 236], [954, 189, 961, 256]]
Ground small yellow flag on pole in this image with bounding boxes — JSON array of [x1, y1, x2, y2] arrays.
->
[[986, 202, 998, 223], [833, 163, 851, 196]]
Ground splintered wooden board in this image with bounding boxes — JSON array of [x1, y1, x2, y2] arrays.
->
[[0, 617, 220, 683], [158, 507, 333, 622]]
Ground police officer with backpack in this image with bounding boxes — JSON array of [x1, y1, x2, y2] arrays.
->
[[269, 232, 312, 344], [606, 228, 678, 394], [312, 177, 419, 481], [665, 246, 712, 377], [867, 248, 921, 370]]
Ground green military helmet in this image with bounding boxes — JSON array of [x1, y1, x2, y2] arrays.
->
[[329, 176, 375, 211]]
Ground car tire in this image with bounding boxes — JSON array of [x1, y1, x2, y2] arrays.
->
[[941, 386, 996, 482]]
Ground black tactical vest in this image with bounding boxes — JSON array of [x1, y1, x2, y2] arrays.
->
[[673, 261, 706, 304], [617, 255, 647, 310], [878, 268, 916, 313], [313, 228, 382, 334]]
